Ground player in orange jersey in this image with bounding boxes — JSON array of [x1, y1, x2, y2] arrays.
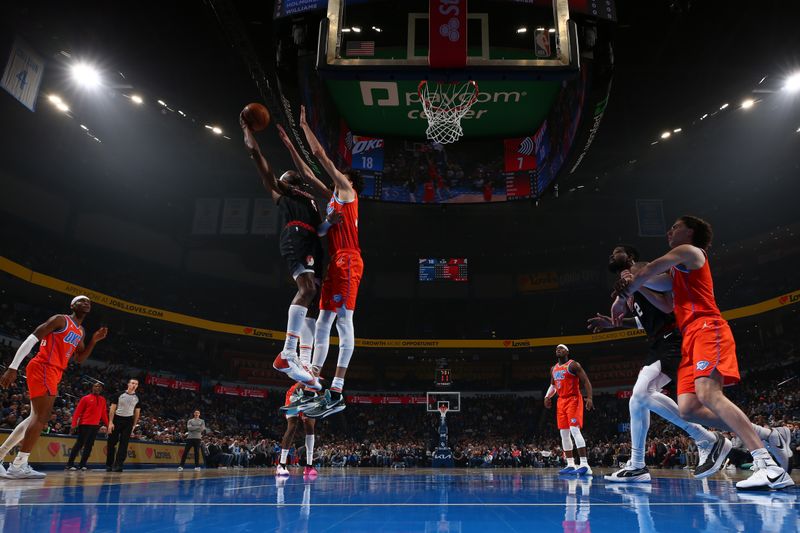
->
[[615, 215, 793, 490], [0, 296, 107, 479], [545, 344, 594, 476], [285, 106, 364, 420], [276, 382, 318, 478]]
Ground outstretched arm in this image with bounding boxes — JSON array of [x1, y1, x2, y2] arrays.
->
[[570, 361, 593, 411], [298, 106, 355, 201], [240, 113, 281, 201], [637, 287, 674, 314], [0, 315, 65, 388], [276, 124, 332, 198], [615, 244, 705, 299]]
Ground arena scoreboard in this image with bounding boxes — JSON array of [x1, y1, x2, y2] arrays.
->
[[419, 258, 468, 282]]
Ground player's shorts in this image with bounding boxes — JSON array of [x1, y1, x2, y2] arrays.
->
[[26, 358, 62, 398], [556, 395, 583, 430], [285, 385, 304, 420], [643, 328, 682, 385], [279, 224, 323, 280], [676, 317, 740, 395], [320, 250, 364, 311]]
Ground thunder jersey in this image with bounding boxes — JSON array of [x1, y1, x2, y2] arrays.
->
[[670, 252, 722, 330], [33, 315, 83, 371], [552, 360, 580, 397], [325, 192, 360, 254]]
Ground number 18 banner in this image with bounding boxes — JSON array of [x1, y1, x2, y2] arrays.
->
[[350, 135, 384, 172], [503, 136, 537, 172]]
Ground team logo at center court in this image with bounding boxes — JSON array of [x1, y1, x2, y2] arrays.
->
[[306, 255, 314, 266], [696, 360, 710, 371]]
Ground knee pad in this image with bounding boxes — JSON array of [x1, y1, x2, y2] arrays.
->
[[560, 428, 573, 451], [569, 426, 586, 448]]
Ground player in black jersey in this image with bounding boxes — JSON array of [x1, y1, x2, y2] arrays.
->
[[589, 245, 729, 482], [240, 114, 337, 390]]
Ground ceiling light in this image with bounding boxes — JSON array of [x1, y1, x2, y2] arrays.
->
[[741, 98, 754, 109], [157, 99, 167, 106], [548, 28, 556, 33], [783, 72, 800, 93], [48, 95, 63, 105], [178, 110, 186, 117], [516, 27, 527, 33], [80, 124, 88, 131], [720, 103, 729, 110], [131, 95, 143, 104], [660, 131, 671, 139], [342, 28, 351, 33], [352, 27, 361, 33], [700, 113, 708, 120], [71, 63, 101, 88], [372, 26, 382, 32], [211, 126, 222, 135], [673, 128, 682, 133], [55, 102, 69, 112]]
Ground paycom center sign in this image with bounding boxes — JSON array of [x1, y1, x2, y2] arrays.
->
[[325, 80, 560, 138]]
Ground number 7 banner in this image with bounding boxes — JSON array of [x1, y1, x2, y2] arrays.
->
[[504, 136, 537, 172]]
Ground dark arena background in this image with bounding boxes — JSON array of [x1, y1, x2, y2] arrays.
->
[[1, 0, 800, 531]]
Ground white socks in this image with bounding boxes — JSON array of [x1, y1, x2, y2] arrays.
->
[[299, 318, 316, 366], [283, 305, 307, 355], [305, 435, 315, 465], [280, 449, 289, 466], [331, 377, 345, 393], [12, 452, 29, 467]]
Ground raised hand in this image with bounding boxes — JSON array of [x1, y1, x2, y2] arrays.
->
[[587, 313, 613, 333], [92, 327, 108, 343]]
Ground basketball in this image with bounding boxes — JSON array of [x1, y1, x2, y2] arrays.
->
[[242, 103, 270, 131]]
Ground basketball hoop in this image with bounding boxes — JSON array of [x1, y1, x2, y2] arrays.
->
[[437, 403, 449, 419], [418, 80, 479, 144]]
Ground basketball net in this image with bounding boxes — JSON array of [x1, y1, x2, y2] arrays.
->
[[438, 404, 449, 419], [418, 80, 479, 144]]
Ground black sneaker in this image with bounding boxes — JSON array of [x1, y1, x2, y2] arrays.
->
[[112, 466, 123, 473], [105, 466, 112, 472], [280, 390, 320, 415], [694, 432, 732, 479], [304, 390, 346, 419]]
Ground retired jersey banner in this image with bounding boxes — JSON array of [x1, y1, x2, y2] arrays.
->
[[429, 0, 468, 68], [1, 38, 44, 112], [350, 136, 384, 172]]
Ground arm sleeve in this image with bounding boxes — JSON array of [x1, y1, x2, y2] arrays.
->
[[9, 334, 39, 370], [545, 385, 556, 399]]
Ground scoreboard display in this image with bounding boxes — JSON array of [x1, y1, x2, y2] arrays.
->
[[419, 258, 468, 282]]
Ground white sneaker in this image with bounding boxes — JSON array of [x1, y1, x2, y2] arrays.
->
[[177, 466, 184, 471], [195, 467, 201, 471], [5, 463, 46, 479], [766, 427, 793, 473], [604, 461, 651, 483], [273, 352, 319, 387], [275, 465, 290, 476], [736, 459, 794, 491], [575, 464, 593, 476]]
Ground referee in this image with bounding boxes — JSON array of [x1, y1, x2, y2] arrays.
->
[[106, 378, 141, 472]]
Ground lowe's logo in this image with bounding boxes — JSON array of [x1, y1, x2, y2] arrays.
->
[[351, 139, 383, 155]]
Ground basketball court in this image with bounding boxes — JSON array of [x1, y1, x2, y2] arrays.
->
[[2, 468, 798, 532]]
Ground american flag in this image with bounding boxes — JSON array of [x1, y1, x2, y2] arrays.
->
[[346, 41, 375, 56]]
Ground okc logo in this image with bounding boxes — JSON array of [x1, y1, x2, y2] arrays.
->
[[553, 370, 566, 380], [570, 418, 577, 424], [333, 294, 343, 303], [696, 360, 710, 371], [63, 331, 81, 347], [440, 18, 460, 42]]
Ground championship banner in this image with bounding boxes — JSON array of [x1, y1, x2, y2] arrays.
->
[[1, 256, 798, 350], [0, 431, 196, 466], [220, 198, 250, 235], [429, 0, 468, 68]]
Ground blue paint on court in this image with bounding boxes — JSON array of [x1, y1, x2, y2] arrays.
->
[[1, 470, 798, 532]]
